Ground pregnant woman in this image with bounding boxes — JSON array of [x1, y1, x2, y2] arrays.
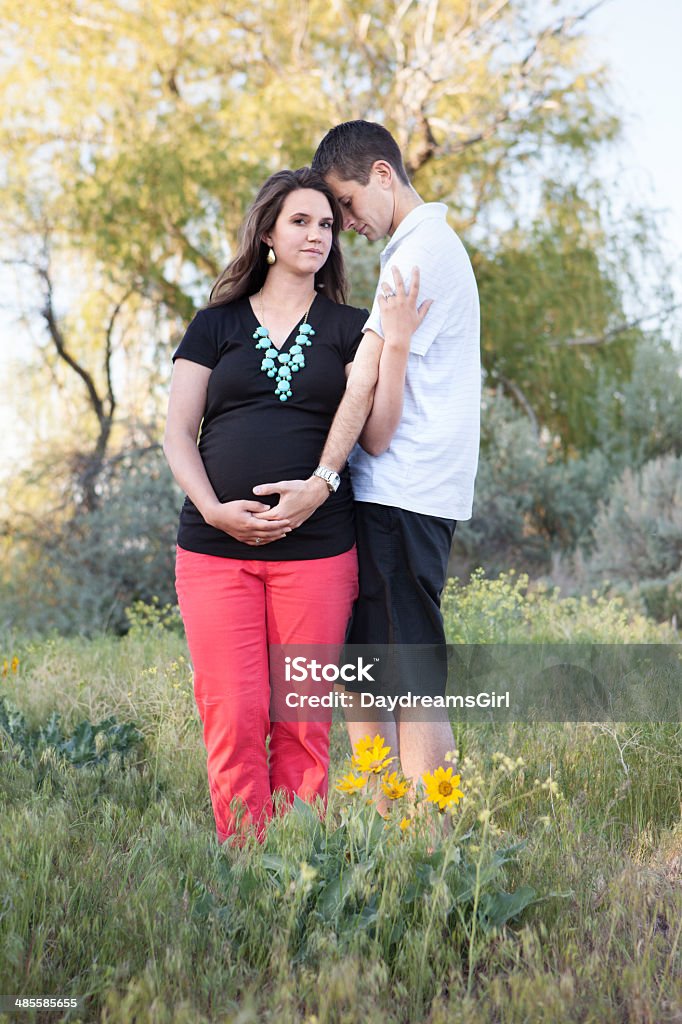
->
[[163, 167, 368, 844]]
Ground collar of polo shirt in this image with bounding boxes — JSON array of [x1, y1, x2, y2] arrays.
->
[[382, 202, 449, 257]]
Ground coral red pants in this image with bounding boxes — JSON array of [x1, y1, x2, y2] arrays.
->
[[175, 545, 358, 843]]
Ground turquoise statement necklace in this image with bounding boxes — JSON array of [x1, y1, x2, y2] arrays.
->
[[253, 288, 315, 402]]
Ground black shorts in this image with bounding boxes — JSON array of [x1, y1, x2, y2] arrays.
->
[[346, 502, 456, 697]]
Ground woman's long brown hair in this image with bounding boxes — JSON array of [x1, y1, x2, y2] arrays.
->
[[207, 168, 348, 307]]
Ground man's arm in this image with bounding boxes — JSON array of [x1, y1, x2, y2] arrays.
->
[[253, 268, 430, 526], [252, 331, 384, 526]]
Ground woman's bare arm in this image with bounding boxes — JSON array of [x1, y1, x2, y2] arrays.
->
[[163, 359, 290, 545]]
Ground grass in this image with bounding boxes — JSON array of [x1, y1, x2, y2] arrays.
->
[[0, 578, 681, 1023]]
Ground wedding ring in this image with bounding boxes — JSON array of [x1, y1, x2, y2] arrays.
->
[[255, 538, 261, 545]]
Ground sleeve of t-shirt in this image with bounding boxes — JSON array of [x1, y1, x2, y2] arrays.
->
[[340, 306, 370, 364], [363, 235, 471, 357], [171, 309, 219, 369]]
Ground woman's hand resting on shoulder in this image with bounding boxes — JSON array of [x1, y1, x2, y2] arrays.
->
[[206, 500, 292, 546]]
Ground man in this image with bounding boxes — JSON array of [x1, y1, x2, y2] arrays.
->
[[254, 120, 480, 806]]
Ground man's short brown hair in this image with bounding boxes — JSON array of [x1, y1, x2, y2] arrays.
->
[[312, 120, 410, 186]]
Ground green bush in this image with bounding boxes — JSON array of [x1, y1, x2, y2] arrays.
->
[[585, 454, 682, 593], [634, 571, 682, 625], [442, 569, 671, 644], [0, 448, 182, 636], [454, 395, 613, 576], [594, 334, 682, 472]]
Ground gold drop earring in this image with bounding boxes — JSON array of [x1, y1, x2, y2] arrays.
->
[[266, 247, 276, 265]]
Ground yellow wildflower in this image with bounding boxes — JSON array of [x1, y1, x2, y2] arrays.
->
[[11, 657, 18, 673], [422, 766, 464, 811], [399, 817, 412, 831], [353, 733, 388, 757], [335, 772, 367, 794], [1, 660, 7, 677], [380, 771, 409, 800], [352, 735, 395, 774]]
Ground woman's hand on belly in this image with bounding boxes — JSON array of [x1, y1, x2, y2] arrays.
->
[[205, 499, 292, 546]]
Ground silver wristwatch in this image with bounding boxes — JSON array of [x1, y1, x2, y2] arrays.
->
[[313, 465, 341, 493]]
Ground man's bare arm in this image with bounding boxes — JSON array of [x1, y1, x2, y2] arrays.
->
[[322, 329, 385, 466], [253, 267, 431, 526], [252, 331, 384, 525]]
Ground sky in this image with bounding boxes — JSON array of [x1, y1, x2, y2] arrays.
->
[[587, 0, 682, 263], [1, 0, 681, 474]]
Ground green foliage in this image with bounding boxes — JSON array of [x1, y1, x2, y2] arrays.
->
[[637, 571, 682, 624], [594, 334, 682, 471], [0, 695, 143, 769], [1, 448, 181, 636], [182, 798, 544, 973], [0, 0, 643, 473], [124, 596, 183, 636], [476, 194, 638, 450], [1, 0, 676, 618], [1, 629, 680, 1023], [455, 394, 615, 576], [441, 569, 672, 644], [587, 454, 682, 584]]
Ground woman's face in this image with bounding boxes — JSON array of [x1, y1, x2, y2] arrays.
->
[[264, 188, 334, 276]]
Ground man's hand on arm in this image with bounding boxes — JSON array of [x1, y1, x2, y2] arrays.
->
[[251, 476, 330, 529], [252, 331, 384, 526]]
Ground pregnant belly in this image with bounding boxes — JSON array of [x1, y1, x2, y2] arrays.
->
[[199, 421, 325, 504]]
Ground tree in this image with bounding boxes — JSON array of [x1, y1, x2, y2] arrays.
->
[[0, 0, 626, 477]]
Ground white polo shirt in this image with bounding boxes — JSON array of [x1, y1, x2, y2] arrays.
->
[[349, 202, 481, 520]]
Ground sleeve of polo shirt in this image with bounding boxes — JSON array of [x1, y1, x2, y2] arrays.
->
[[171, 309, 219, 369], [364, 234, 470, 358], [341, 306, 370, 364]]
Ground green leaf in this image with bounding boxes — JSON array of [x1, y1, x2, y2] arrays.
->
[[316, 862, 372, 922], [291, 794, 322, 832], [477, 885, 538, 932], [236, 868, 260, 900], [63, 720, 97, 765], [180, 874, 217, 921], [261, 854, 286, 877]]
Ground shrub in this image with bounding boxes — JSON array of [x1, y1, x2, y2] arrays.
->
[[454, 395, 614, 577], [586, 454, 682, 588], [0, 447, 182, 636], [633, 571, 682, 625], [594, 334, 682, 472]]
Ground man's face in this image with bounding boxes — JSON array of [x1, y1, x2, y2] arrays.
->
[[324, 166, 395, 242]]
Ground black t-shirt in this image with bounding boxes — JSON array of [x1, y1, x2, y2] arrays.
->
[[172, 293, 368, 560]]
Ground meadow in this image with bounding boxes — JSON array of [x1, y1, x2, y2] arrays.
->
[[1, 574, 680, 1024]]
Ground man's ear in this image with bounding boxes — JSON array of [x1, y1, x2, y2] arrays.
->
[[372, 160, 394, 188]]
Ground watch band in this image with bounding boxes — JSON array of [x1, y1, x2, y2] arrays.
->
[[313, 465, 341, 493]]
